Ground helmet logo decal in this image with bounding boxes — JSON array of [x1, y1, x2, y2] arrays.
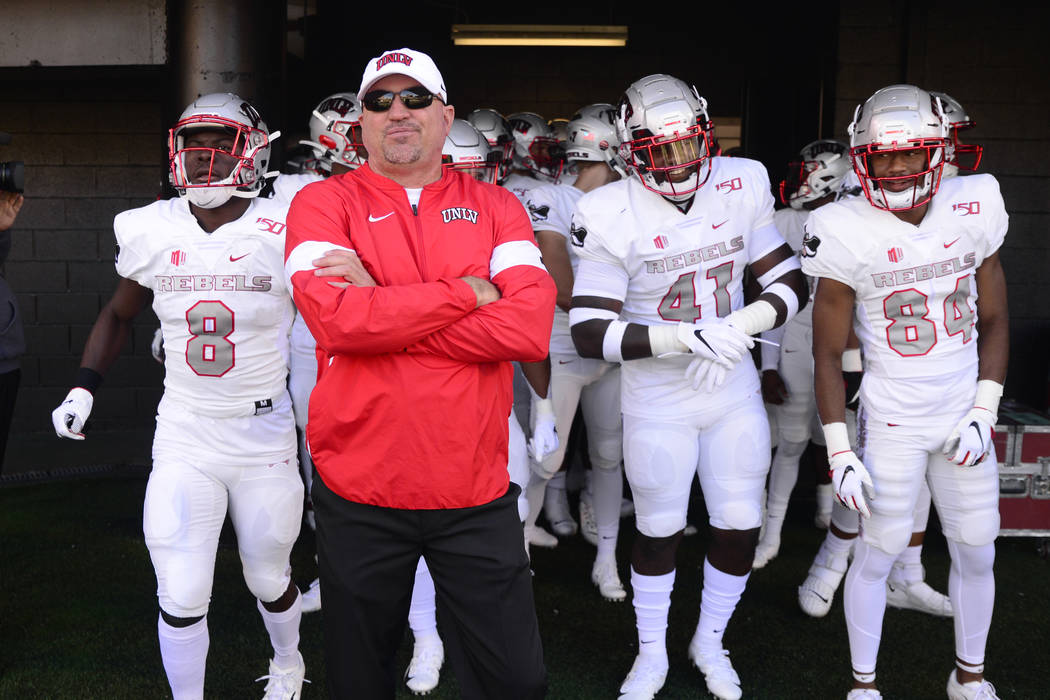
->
[[239, 102, 262, 129]]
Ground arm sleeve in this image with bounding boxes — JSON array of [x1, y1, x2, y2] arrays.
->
[[408, 190, 557, 363], [285, 184, 479, 356]]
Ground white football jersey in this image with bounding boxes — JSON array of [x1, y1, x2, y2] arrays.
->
[[572, 156, 786, 418], [802, 173, 1008, 426], [526, 182, 584, 356], [503, 172, 544, 210], [270, 172, 324, 206], [115, 197, 296, 419], [773, 207, 815, 329]]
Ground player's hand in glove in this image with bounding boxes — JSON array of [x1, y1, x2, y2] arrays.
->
[[150, 327, 165, 364], [686, 356, 728, 393], [52, 387, 94, 440], [943, 407, 995, 466], [527, 396, 559, 461], [829, 449, 875, 518], [674, 319, 754, 366]]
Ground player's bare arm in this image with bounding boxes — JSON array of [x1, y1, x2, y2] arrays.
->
[[80, 277, 152, 375], [535, 229, 574, 312], [973, 251, 1009, 384], [811, 276, 854, 426]]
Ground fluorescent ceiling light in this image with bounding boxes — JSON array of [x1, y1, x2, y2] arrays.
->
[[451, 24, 627, 47]]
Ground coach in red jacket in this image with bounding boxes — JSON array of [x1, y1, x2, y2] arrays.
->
[[285, 48, 554, 699]]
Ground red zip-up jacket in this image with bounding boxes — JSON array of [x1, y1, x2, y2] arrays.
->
[[285, 163, 555, 509]]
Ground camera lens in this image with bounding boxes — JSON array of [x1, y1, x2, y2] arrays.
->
[[0, 161, 24, 193]]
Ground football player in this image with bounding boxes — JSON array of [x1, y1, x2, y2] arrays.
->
[[503, 112, 565, 205], [467, 108, 515, 186], [522, 108, 630, 601], [570, 74, 807, 700], [803, 85, 1006, 700], [753, 139, 853, 568], [51, 93, 307, 699]]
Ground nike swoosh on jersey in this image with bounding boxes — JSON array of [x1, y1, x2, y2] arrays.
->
[[943, 238, 960, 248], [229, 253, 250, 262], [368, 212, 394, 222], [712, 219, 729, 229]]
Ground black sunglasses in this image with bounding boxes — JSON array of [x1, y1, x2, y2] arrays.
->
[[362, 86, 437, 112]]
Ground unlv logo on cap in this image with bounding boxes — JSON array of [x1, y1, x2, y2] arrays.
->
[[377, 52, 413, 70]]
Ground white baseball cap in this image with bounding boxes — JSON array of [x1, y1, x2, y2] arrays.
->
[[359, 48, 447, 103]]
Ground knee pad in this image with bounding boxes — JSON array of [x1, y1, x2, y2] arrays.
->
[[863, 516, 912, 555], [157, 554, 213, 618], [852, 539, 898, 583], [243, 561, 292, 603], [712, 499, 762, 531], [956, 509, 1000, 547], [947, 540, 995, 576]]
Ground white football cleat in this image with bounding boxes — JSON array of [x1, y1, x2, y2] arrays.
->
[[300, 578, 321, 614], [886, 579, 953, 617], [798, 544, 850, 618], [524, 524, 558, 549], [947, 669, 999, 700], [405, 642, 444, 695], [846, 689, 882, 699], [752, 533, 781, 570], [687, 638, 742, 700], [257, 651, 307, 699], [579, 491, 599, 546], [544, 481, 578, 536], [617, 653, 668, 700], [591, 559, 626, 602]]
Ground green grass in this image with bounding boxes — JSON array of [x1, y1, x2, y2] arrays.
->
[[1, 475, 1047, 698]]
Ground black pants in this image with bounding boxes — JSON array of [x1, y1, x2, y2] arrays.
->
[[313, 474, 546, 700], [0, 368, 19, 473]]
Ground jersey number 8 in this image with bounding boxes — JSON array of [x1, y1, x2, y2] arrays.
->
[[186, 300, 235, 376]]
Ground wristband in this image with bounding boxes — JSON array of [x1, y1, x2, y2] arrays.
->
[[73, 367, 103, 394], [822, 422, 851, 457], [842, 348, 863, 372], [974, 379, 1004, 421], [726, 298, 778, 336], [602, 320, 629, 362]]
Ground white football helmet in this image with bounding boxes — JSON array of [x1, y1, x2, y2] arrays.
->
[[300, 92, 366, 173], [468, 108, 514, 183], [617, 74, 715, 201], [169, 93, 278, 208], [565, 114, 628, 178], [572, 102, 617, 125], [506, 112, 564, 182], [442, 119, 500, 184], [779, 139, 851, 209], [931, 91, 982, 177], [848, 84, 949, 211]]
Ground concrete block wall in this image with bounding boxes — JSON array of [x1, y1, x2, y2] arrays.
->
[[0, 68, 169, 435]]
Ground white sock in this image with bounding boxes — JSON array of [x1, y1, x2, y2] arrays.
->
[[631, 568, 674, 664], [947, 540, 995, 666], [158, 615, 208, 700], [257, 590, 302, 669], [591, 466, 623, 561], [766, 438, 807, 527], [824, 527, 856, 557], [843, 540, 896, 676], [524, 471, 548, 529], [695, 558, 748, 654], [816, 483, 833, 518], [889, 544, 924, 585], [408, 557, 442, 648]]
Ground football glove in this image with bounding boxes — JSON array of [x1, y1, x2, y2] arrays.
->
[[675, 318, 754, 366], [685, 356, 728, 393], [943, 407, 996, 467], [829, 449, 875, 519], [150, 327, 165, 364], [527, 396, 559, 461], [52, 387, 94, 440]]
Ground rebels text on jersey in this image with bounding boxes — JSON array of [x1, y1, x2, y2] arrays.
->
[[572, 156, 787, 417], [115, 197, 296, 418], [525, 182, 585, 356], [802, 173, 1008, 425]]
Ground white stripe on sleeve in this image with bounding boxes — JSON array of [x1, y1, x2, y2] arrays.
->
[[490, 240, 547, 278], [285, 241, 356, 284]]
